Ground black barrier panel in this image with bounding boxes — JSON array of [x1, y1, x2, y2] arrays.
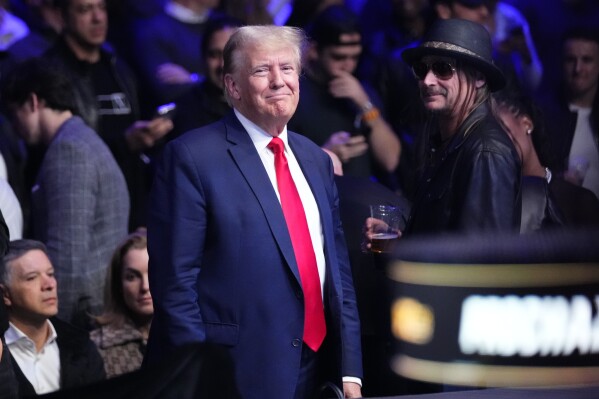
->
[[388, 228, 599, 388]]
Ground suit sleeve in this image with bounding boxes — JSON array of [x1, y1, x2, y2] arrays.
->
[[326, 154, 363, 379], [145, 139, 207, 363]]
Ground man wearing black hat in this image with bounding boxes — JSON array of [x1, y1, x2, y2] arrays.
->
[[288, 5, 401, 188], [400, 18, 521, 234]]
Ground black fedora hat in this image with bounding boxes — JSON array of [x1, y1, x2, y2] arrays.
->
[[402, 18, 506, 92]]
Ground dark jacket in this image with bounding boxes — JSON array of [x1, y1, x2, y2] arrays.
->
[[11, 318, 106, 397], [520, 176, 565, 233], [550, 177, 599, 227], [406, 102, 521, 235], [1, 300, 18, 399]]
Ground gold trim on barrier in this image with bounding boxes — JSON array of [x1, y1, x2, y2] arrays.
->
[[388, 261, 599, 287], [392, 355, 599, 387]]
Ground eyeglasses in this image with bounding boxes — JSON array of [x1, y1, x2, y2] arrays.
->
[[412, 60, 456, 81]]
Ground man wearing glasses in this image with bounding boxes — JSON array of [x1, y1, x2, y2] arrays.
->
[[400, 18, 521, 234]]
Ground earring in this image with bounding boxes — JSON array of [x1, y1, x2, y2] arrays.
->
[[526, 128, 532, 135]]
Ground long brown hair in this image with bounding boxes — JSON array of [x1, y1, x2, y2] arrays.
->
[[415, 60, 491, 177], [93, 228, 148, 327], [450, 61, 491, 132]]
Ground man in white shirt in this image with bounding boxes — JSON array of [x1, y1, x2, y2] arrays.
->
[[1, 240, 105, 395], [562, 30, 599, 198], [538, 28, 599, 201]]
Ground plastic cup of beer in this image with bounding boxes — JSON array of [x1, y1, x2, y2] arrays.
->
[[369, 205, 401, 253]]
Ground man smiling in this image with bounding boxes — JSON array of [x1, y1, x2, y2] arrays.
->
[[400, 18, 521, 234], [145, 25, 362, 399]]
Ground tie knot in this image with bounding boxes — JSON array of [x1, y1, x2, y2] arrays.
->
[[268, 137, 285, 155]]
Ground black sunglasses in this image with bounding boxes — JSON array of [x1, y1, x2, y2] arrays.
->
[[412, 60, 456, 81]]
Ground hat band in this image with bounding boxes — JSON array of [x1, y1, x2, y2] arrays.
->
[[422, 41, 486, 62]]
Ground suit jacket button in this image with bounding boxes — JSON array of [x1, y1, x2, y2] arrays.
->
[[292, 339, 301, 347]]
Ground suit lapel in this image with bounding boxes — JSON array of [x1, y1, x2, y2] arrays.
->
[[224, 114, 302, 284]]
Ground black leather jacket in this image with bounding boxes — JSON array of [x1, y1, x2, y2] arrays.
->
[[406, 102, 522, 235]]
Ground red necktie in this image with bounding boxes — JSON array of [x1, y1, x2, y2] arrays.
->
[[268, 137, 326, 351]]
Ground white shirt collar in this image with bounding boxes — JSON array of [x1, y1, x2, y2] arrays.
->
[[233, 108, 290, 151], [569, 103, 592, 114], [5, 320, 57, 349], [164, 1, 210, 24], [6, 320, 61, 394]]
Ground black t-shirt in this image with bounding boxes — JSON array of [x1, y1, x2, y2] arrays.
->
[[89, 60, 136, 147], [88, 59, 151, 230]]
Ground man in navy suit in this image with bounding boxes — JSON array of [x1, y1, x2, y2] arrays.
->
[[145, 25, 363, 398]]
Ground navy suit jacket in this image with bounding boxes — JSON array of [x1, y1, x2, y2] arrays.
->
[[145, 112, 362, 398]]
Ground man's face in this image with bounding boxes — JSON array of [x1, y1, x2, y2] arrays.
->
[[64, 0, 108, 48], [206, 27, 235, 90], [416, 56, 465, 114], [317, 33, 362, 78], [225, 44, 300, 132], [563, 38, 599, 101], [2, 250, 58, 324]]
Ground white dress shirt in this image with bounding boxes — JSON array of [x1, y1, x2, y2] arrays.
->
[[5, 321, 61, 394], [569, 105, 599, 198], [235, 109, 326, 294]]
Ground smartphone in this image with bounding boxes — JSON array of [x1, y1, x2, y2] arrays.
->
[[155, 102, 177, 119]]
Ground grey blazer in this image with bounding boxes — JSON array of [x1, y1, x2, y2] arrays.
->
[[31, 116, 130, 326]]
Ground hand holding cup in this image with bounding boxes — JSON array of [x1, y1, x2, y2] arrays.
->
[[365, 205, 402, 253]]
